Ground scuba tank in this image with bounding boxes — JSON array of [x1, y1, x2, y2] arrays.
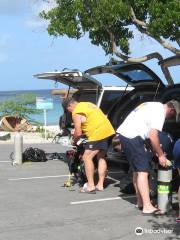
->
[[13, 132, 23, 165], [157, 131, 174, 213], [157, 160, 172, 213]]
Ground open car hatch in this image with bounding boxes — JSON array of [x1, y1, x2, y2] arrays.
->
[[34, 70, 102, 90], [85, 61, 165, 87]]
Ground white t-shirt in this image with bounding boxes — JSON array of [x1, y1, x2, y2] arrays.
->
[[117, 102, 166, 140]]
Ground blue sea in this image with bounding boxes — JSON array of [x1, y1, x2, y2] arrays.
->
[[0, 89, 64, 126]]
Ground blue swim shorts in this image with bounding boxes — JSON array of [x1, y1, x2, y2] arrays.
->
[[118, 134, 152, 172], [85, 137, 111, 151]]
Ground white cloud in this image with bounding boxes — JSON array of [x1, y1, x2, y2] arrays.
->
[[31, 0, 57, 13], [26, 0, 57, 29], [0, 0, 56, 28]]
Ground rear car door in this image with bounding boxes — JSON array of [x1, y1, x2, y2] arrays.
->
[[34, 70, 103, 104], [157, 56, 180, 141], [86, 61, 165, 129], [34, 70, 102, 90], [34, 70, 103, 129], [85, 61, 165, 88]]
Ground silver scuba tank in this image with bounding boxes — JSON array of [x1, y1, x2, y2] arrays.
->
[[157, 160, 172, 213], [13, 132, 23, 165]]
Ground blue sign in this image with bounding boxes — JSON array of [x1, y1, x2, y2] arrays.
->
[[36, 97, 53, 110]]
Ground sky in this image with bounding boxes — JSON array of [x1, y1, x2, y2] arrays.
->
[[0, 0, 179, 91]]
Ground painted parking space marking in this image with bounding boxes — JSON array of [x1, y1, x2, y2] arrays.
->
[[70, 195, 135, 205], [8, 174, 69, 181], [71, 197, 122, 205], [8, 171, 122, 181], [0, 161, 11, 163], [106, 175, 120, 183]]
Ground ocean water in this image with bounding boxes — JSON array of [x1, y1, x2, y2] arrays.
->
[[0, 89, 64, 126]]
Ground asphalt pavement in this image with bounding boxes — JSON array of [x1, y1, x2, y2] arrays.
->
[[0, 143, 179, 240]]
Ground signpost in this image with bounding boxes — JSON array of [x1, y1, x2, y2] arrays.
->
[[36, 97, 53, 139]]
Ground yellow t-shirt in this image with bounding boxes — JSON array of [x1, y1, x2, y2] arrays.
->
[[72, 102, 115, 141]]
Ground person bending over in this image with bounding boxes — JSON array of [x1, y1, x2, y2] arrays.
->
[[63, 98, 115, 193], [116, 101, 179, 215]]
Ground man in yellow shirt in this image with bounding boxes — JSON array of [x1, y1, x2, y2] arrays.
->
[[63, 98, 115, 193]]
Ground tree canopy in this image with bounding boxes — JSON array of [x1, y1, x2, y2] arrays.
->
[[40, 0, 180, 60], [0, 94, 40, 123]]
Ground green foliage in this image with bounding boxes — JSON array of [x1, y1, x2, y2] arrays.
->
[[40, 0, 179, 55], [40, 0, 132, 54], [148, 0, 180, 41], [0, 94, 41, 123]]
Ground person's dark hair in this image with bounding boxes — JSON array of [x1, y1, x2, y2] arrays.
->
[[61, 97, 77, 109]]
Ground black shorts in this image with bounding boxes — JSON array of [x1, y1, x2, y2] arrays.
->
[[85, 137, 110, 151], [118, 134, 153, 172]]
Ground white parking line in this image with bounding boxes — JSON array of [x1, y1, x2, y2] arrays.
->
[[8, 172, 122, 181], [8, 175, 69, 181], [70, 197, 122, 205], [106, 175, 120, 183], [0, 161, 11, 163], [70, 195, 135, 205]]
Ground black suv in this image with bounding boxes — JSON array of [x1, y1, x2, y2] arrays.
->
[[35, 55, 180, 146], [35, 55, 180, 193]]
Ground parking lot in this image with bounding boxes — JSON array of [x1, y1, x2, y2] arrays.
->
[[0, 143, 179, 240]]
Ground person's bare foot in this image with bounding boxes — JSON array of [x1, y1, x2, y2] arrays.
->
[[95, 185, 104, 191], [142, 206, 159, 214], [142, 208, 163, 216], [79, 183, 96, 193]]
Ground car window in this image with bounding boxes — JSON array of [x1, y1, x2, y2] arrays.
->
[[72, 90, 98, 104], [118, 69, 153, 82], [100, 90, 128, 114], [86, 62, 163, 86], [92, 73, 126, 86]]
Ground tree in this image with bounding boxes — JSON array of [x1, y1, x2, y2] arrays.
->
[[40, 0, 180, 60], [0, 94, 40, 123]]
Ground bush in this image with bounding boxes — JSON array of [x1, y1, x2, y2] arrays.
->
[[0, 93, 41, 124]]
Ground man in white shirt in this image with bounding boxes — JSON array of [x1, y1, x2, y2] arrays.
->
[[116, 100, 179, 215]]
